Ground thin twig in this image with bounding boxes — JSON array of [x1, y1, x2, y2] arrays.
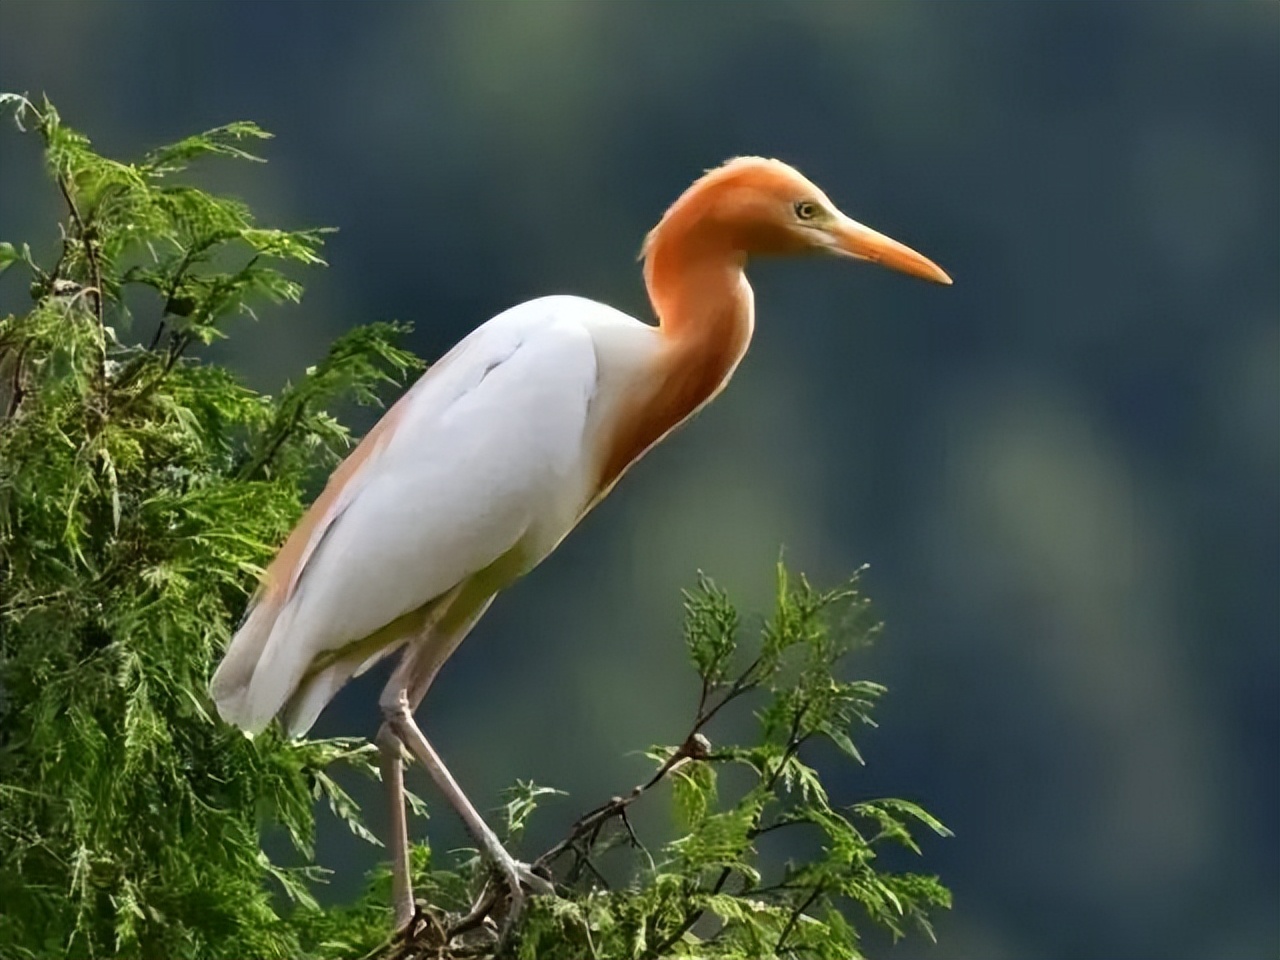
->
[[48, 224, 69, 291], [535, 731, 710, 873], [618, 806, 643, 852], [750, 816, 809, 839], [763, 703, 811, 793], [164, 330, 193, 372], [691, 652, 765, 733], [775, 885, 824, 954], [4, 341, 27, 419], [448, 885, 498, 940], [695, 674, 711, 720], [55, 174, 106, 376], [238, 401, 307, 481], [148, 241, 207, 351], [148, 320, 167, 352], [578, 855, 611, 890]]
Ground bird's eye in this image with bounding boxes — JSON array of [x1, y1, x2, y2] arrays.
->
[[794, 201, 820, 221]]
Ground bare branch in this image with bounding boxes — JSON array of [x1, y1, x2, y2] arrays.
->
[[535, 731, 711, 874]]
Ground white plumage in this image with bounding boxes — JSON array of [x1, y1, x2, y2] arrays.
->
[[210, 295, 659, 736]]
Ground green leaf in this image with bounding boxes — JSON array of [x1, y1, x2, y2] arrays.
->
[[683, 571, 739, 686], [671, 758, 717, 831], [140, 121, 273, 176], [503, 778, 566, 842]]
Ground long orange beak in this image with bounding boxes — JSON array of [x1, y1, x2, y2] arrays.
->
[[829, 215, 952, 285]]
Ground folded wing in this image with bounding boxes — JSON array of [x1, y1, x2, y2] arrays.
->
[[210, 299, 602, 734]]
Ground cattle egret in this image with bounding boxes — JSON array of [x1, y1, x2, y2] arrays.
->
[[210, 157, 950, 929]]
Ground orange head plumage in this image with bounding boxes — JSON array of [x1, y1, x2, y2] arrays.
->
[[643, 156, 951, 284]]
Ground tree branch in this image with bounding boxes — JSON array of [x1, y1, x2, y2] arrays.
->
[[775, 884, 824, 954], [55, 172, 106, 377], [535, 731, 710, 875]]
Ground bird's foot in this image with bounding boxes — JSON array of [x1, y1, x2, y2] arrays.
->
[[485, 856, 555, 948], [508, 858, 555, 897], [393, 900, 448, 953]]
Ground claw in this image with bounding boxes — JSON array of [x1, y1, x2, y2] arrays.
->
[[513, 860, 555, 897], [395, 902, 445, 951], [489, 858, 555, 948]]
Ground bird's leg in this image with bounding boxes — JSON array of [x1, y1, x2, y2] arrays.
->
[[382, 690, 553, 937], [376, 720, 415, 932], [377, 590, 545, 940], [374, 584, 471, 934]]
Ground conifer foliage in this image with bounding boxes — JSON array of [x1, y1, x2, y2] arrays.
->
[[0, 94, 418, 959], [0, 96, 949, 959]]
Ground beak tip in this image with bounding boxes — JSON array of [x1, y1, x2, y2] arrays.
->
[[834, 218, 953, 287], [919, 257, 952, 286]]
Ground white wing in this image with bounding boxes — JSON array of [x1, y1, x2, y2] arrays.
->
[[210, 296, 612, 734]]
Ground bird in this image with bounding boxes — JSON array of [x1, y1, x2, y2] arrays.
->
[[209, 156, 950, 931]]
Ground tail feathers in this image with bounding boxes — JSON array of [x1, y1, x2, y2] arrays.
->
[[210, 598, 283, 734], [212, 591, 430, 739], [211, 595, 313, 736], [212, 594, 393, 738]]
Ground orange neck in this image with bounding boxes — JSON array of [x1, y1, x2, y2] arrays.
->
[[594, 219, 755, 494], [644, 226, 754, 399]]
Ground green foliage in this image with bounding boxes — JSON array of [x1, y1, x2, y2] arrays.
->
[[0, 95, 419, 959], [0, 96, 948, 960], [503, 566, 952, 960]]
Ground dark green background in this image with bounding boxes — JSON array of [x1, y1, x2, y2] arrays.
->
[[2, 3, 1276, 957]]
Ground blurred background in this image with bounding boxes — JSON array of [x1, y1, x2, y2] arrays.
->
[[1, 2, 1276, 957]]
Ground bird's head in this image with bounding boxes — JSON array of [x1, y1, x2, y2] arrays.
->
[[645, 156, 951, 285]]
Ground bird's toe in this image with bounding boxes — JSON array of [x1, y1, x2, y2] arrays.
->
[[514, 860, 555, 897]]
